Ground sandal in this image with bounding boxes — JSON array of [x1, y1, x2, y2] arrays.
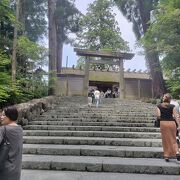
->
[[176, 154, 180, 161]]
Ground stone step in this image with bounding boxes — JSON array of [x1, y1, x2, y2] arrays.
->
[[28, 121, 154, 127], [22, 155, 180, 175], [35, 118, 154, 123], [40, 112, 155, 116], [21, 170, 180, 180], [23, 125, 160, 132], [23, 136, 162, 147], [53, 107, 155, 111], [23, 144, 163, 158], [38, 116, 154, 121], [23, 130, 161, 139]]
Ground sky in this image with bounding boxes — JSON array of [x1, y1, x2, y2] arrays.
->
[[62, 0, 147, 71]]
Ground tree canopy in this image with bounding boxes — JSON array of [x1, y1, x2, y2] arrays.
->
[[75, 0, 129, 51], [0, 0, 48, 107], [142, 0, 180, 98]]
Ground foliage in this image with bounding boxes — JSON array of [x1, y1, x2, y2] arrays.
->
[[114, 0, 166, 97], [55, 0, 81, 43], [0, 50, 11, 105], [75, 0, 129, 69], [142, 0, 180, 97], [22, 0, 47, 42], [17, 36, 47, 62], [0, 0, 49, 108], [76, 0, 129, 51], [0, 0, 15, 22], [166, 80, 180, 98], [114, 0, 159, 39]]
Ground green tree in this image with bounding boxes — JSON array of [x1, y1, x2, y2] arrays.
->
[[76, 0, 128, 51], [21, 0, 47, 42], [0, 50, 11, 106], [114, 0, 166, 98], [55, 0, 81, 71], [0, 0, 49, 106], [48, 0, 81, 94], [142, 0, 180, 98], [75, 0, 129, 69]]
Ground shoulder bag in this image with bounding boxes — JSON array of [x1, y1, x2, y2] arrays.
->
[[0, 126, 11, 171]]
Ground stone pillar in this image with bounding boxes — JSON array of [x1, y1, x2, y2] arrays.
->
[[138, 79, 141, 99], [83, 56, 90, 96], [119, 59, 125, 100]]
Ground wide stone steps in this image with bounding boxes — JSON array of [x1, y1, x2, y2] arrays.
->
[[23, 125, 160, 132], [45, 112, 155, 117], [23, 97, 180, 176], [22, 155, 180, 175], [23, 144, 163, 158], [28, 121, 154, 127], [36, 117, 154, 122], [23, 130, 161, 139], [23, 136, 162, 147]]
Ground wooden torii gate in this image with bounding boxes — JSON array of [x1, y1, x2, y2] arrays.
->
[[74, 48, 134, 100]]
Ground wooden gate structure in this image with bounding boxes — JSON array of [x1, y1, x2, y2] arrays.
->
[[74, 48, 134, 100]]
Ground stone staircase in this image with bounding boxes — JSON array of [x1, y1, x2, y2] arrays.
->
[[22, 96, 180, 177]]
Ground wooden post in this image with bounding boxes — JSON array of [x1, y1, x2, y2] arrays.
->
[[119, 59, 125, 100], [138, 79, 141, 99], [83, 56, 90, 96]]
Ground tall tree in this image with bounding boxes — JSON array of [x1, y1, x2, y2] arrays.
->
[[114, 0, 166, 97], [142, 0, 180, 98], [55, 0, 80, 72], [12, 0, 20, 84], [48, 0, 57, 95], [76, 0, 128, 51], [75, 0, 129, 70], [21, 0, 47, 42]]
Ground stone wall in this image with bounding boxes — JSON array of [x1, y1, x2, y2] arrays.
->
[[16, 96, 59, 126]]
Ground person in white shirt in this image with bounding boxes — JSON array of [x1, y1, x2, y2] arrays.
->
[[171, 99, 180, 114], [170, 99, 180, 144], [94, 88, 100, 108]]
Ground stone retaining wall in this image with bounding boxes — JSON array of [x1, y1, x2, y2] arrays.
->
[[16, 96, 59, 126]]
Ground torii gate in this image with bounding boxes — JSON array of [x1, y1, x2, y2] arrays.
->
[[74, 48, 134, 100]]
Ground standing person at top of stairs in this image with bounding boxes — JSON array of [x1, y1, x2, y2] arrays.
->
[[94, 88, 100, 108], [88, 90, 94, 108], [156, 93, 180, 162]]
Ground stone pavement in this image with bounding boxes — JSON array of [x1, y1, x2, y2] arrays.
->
[[21, 170, 180, 180], [22, 96, 180, 177]]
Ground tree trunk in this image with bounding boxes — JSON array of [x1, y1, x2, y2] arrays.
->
[[57, 37, 63, 72], [48, 0, 57, 95], [137, 0, 166, 97], [12, 0, 20, 85], [145, 50, 166, 98]]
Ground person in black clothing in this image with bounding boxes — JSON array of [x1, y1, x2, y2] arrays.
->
[[156, 93, 180, 162]]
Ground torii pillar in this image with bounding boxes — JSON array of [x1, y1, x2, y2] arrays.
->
[[119, 59, 125, 100], [83, 56, 90, 96]]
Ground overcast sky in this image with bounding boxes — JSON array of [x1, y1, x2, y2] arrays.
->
[[62, 0, 147, 71]]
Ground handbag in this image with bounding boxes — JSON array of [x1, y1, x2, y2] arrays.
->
[[0, 126, 11, 171], [154, 118, 160, 128]]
